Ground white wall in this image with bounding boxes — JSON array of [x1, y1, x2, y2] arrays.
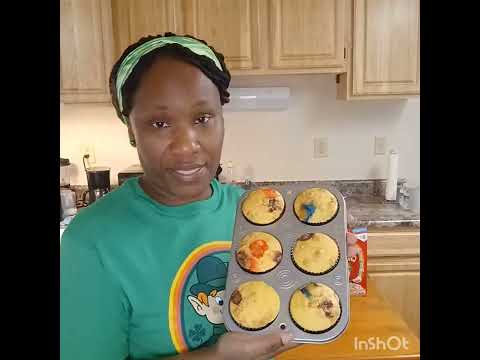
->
[[60, 74, 420, 186]]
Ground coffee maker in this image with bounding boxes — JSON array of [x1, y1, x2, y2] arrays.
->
[[81, 154, 111, 205], [83, 166, 111, 204]]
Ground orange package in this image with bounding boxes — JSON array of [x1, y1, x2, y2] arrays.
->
[[347, 227, 367, 296]]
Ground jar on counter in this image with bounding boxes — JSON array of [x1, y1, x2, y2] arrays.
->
[[60, 188, 77, 218], [60, 158, 71, 188]]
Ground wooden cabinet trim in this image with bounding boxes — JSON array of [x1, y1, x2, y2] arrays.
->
[[369, 257, 420, 272], [368, 231, 420, 258]]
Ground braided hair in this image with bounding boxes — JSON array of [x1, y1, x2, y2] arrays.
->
[[109, 32, 231, 123]]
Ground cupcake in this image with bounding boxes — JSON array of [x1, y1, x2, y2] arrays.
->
[[293, 188, 339, 225], [236, 232, 283, 273], [229, 281, 281, 330], [289, 282, 341, 333], [241, 188, 285, 225], [291, 233, 340, 275]]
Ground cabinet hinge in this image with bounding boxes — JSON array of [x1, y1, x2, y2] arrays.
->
[[344, 48, 347, 60]]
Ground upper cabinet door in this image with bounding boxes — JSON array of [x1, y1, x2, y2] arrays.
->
[[269, 0, 346, 71], [179, 0, 263, 71], [111, 0, 263, 72], [60, 0, 114, 103], [353, 0, 420, 96], [111, 0, 180, 61]]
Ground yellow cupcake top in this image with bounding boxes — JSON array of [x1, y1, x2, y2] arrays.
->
[[236, 232, 283, 273], [292, 233, 339, 274], [230, 281, 281, 330], [290, 283, 341, 332], [294, 188, 338, 224], [241, 188, 285, 225]]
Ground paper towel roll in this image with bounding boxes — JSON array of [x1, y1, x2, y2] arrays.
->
[[385, 150, 399, 201]]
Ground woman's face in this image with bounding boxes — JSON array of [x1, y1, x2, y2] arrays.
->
[[128, 57, 224, 205]]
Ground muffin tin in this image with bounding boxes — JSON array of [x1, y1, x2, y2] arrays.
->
[[223, 184, 350, 344]]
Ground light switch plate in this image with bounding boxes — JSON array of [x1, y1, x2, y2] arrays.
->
[[313, 137, 328, 158], [374, 136, 386, 155]]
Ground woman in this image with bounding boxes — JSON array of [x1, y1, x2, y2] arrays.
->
[[60, 33, 297, 360]]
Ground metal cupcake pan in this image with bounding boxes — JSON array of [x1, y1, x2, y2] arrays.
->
[[223, 184, 350, 344]]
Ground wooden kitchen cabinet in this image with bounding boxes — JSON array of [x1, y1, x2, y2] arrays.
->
[[60, 0, 114, 103], [338, 0, 420, 99], [110, 0, 346, 75], [180, 0, 265, 72], [111, 0, 181, 61], [370, 271, 420, 336], [367, 228, 420, 337], [62, 0, 421, 103], [111, 0, 265, 73], [269, 0, 346, 73]]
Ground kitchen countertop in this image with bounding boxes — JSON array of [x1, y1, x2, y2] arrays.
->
[[345, 194, 419, 229], [235, 180, 420, 229], [68, 179, 420, 230], [275, 277, 420, 360]]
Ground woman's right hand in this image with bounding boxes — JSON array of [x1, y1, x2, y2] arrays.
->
[[212, 330, 298, 360]]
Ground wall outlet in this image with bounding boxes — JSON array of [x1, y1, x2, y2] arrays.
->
[[374, 136, 386, 155], [80, 144, 96, 164], [313, 137, 328, 158]]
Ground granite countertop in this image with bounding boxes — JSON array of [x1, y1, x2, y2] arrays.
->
[[69, 178, 420, 230], [344, 194, 419, 229], [236, 179, 420, 230]]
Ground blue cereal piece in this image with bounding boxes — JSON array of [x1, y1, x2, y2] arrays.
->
[[300, 286, 313, 300], [302, 202, 316, 222]]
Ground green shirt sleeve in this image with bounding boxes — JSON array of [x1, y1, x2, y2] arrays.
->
[[61, 229, 130, 360]]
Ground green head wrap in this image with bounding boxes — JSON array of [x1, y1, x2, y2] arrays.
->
[[115, 36, 223, 124]]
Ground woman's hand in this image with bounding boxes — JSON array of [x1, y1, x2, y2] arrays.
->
[[212, 330, 299, 360]]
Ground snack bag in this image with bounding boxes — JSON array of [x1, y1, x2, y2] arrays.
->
[[347, 227, 367, 296]]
